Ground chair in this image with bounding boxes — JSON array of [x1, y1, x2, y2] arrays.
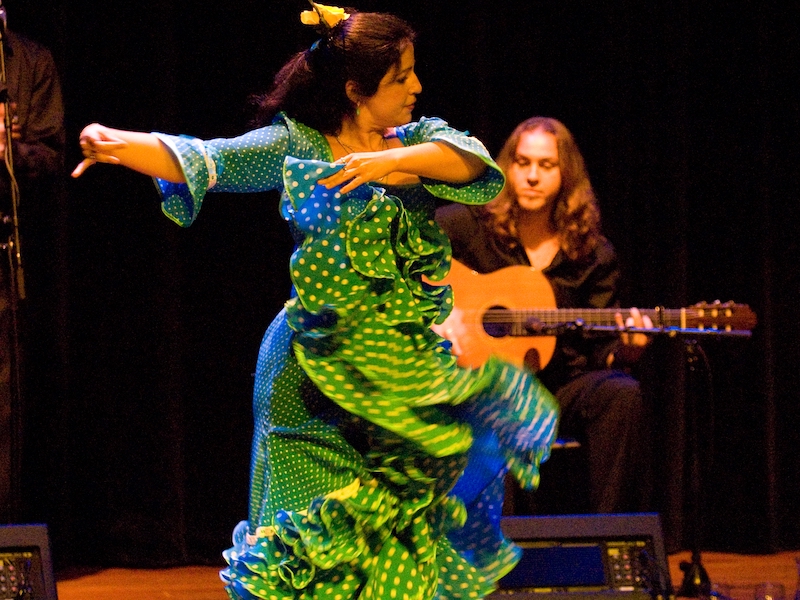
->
[[502, 436, 589, 516]]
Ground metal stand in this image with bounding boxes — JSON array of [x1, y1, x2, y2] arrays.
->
[[0, 6, 26, 523], [531, 322, 745, 598], [676, 340, 711, 598], [0, 4, 25, 300]]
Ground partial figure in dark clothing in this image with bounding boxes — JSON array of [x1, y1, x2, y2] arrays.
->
[[0, 26, 66, 523], [1, 29, 65, 198], [436, 116, 654, 514]]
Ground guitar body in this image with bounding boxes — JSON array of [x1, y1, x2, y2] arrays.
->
[[437, 259, 557, 370]]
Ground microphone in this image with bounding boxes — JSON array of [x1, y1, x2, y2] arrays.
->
[[0, 2, 6, 34]]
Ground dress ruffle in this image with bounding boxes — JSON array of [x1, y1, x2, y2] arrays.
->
[[281, 157, 451, 330], [282, 158, 481, 457], [222, 448, 501, 600]]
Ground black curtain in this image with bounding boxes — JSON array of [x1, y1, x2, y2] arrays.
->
[[6, 0, 798, 568]]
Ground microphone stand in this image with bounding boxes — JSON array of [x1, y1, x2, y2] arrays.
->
[[0, 8, 26, 523], [524, 320, 731, 597], [676, 339, 712, 598], [0, 8, 25, 300]]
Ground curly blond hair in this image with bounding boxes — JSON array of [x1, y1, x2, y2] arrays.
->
[[481, 117, 602, 261]]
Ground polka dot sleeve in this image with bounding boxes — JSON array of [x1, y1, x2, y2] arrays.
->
[[393, 116, 505, 205], [151, 123, 294, 227]]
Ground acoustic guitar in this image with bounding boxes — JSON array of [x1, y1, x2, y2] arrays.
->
[[432, 259, 758, 370]]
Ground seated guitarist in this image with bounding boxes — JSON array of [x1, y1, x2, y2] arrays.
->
[[436, 116, 654, 514]]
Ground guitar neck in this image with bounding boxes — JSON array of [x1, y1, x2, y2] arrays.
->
[[488, 307, 715, 329]]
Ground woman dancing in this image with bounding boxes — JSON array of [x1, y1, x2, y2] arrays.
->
[[72, 4, 558, 599]]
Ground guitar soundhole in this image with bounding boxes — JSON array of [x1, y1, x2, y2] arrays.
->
[[483, 305, 512, 338]]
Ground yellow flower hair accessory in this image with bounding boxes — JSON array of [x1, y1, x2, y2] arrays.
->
[[301, 1, 350, 29]]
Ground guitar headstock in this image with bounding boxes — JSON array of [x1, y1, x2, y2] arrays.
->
[[689, 301, 757, 332]]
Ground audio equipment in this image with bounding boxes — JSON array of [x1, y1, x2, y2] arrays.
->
[[0, 525, 57, 600], [491, 514, 673, 600]]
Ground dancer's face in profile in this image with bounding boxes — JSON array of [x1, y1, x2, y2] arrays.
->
[[358, 44, 422, 129], [508, 128, 562, 214]]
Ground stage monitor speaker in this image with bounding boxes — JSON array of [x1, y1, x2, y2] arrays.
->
[[0, 524, 57, 600], [491, 514, 673, 600]]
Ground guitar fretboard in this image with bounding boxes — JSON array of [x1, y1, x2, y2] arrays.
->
[[482, 306, 743, 336]]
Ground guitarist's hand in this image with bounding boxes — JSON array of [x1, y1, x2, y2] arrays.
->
[[609, 307, 653, 367], [432, 306, 467, 359]]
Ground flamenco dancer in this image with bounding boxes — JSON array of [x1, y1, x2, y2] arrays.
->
[[72, 4, 559, 599]]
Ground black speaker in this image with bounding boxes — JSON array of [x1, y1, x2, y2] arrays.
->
[[0, 524, 57, 600], [491, 514, 672, 600]]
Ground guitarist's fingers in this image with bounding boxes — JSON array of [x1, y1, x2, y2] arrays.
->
[[625, 314, 650, 347], [614, 312, 629, 345], [631, 307, 653, 346], [449, 335, 464, 359], [431, 310, 466, 358], [625, 315, 636, 345], [640, 314, 654, 347]]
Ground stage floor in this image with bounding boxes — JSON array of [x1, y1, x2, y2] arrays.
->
[[54, 551, 799, 600]]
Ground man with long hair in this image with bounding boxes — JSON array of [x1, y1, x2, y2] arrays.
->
[[436, 116, 653, 514]]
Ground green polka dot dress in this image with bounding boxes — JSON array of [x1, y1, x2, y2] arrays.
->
[[152, 114, 559, 600]]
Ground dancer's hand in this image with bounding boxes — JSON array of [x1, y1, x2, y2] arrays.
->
[[319, 150, 398, 194], [72, 124, 130, 177]]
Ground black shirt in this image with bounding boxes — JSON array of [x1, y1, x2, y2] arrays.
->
[[436, 203, 623, 392]]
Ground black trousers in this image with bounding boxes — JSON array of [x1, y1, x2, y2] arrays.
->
[[508, 369, 654, 515]]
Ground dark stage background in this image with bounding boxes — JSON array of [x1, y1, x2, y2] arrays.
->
[[4, 0, 798, 569]]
